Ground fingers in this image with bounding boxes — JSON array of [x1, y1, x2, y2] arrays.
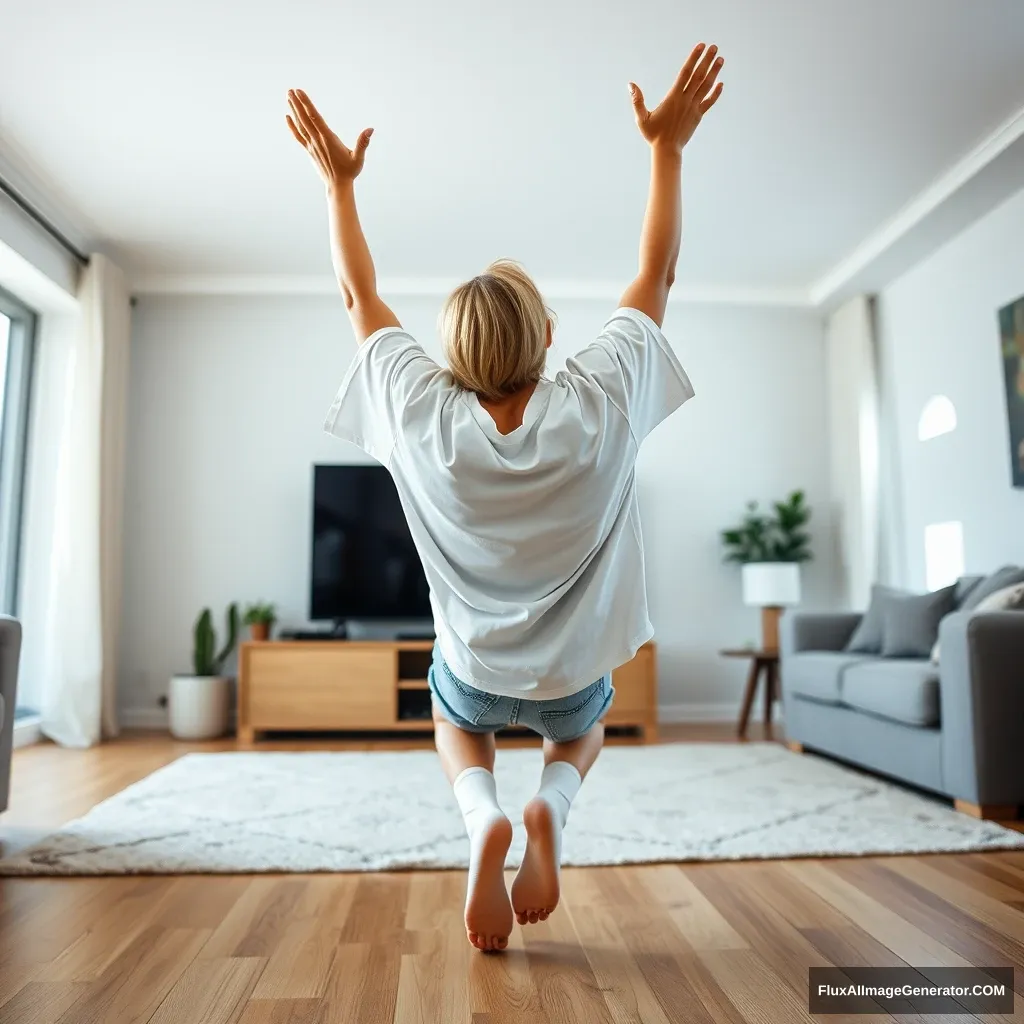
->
[[697, 55, 724, 102], [684, 44, 719, 98], [294, 89, 332, 137], [287, 90, 325, 147], [353, 127, 374, 158], [670, 42, 707, 95], [285, 114, 308, 147], [629, 82, 649, 125], [699, 80, 724, 113]]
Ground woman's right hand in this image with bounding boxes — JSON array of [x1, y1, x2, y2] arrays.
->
[[629, 44, 724, 152]]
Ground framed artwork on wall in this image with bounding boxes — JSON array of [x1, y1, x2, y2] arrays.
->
[[998, 293, 1024, 488]]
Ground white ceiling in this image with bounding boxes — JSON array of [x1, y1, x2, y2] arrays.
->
[[3, 0, 1024, 296]]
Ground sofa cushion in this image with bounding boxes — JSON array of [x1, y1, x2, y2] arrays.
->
[[785, 652, 880, 705], [844, 584, 909, 653], [841, 660, 940, 727], [960, 565, 1024, 610], [881, 584, 956, 658]]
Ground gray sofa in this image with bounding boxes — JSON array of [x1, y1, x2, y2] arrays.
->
[[780, 607, 1024, 818], [0, 615, 20, 814]]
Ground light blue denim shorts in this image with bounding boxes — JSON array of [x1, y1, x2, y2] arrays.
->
[[427, 644, 614, 742]]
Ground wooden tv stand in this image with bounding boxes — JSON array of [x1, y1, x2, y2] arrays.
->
[[237, 639, 658, 743]]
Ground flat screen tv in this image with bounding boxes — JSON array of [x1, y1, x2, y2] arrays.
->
[[310, 464, 431, 625]]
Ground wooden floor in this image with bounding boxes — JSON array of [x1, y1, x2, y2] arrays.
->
[[1, 726, 1023, 1023]]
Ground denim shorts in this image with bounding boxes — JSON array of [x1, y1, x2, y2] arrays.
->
[[427, 645, 614, 743]]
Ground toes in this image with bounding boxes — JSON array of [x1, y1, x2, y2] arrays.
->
[[539, 909, 550, 920], [496, 936, 508, 950]]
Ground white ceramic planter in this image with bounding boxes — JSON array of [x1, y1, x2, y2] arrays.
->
[[168, 675, 231, 740]]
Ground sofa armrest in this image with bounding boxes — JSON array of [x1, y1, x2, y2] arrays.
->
[[938, 610, 1024, 805], [781, 612, 862, 656]]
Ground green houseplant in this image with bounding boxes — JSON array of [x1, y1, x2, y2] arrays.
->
[[243, 601, 276, 642], [169, 604, 239, 740], [721, 491, 812, 652]]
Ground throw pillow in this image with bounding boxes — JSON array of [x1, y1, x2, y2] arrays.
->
[[954, 575, 985, 608], [974, 581, 1024, 612], [881, 584, 957, 658], [932, 581, 1024, 662], [844, 584, 908, 653], [960, 565, 1024, 610]]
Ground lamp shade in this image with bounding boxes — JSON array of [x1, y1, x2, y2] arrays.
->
[[742, 562, 801, 607]]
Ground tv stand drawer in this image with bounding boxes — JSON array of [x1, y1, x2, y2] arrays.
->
[[246, 646, 395, 730]]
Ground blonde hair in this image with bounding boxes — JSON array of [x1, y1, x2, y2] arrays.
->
[[439, 259, 552, 401]]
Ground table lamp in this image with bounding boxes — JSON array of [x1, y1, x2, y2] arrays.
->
[[742, 562, 801, 653]]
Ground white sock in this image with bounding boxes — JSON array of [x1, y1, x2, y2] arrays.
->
[[452, 766, 505, 839], [535, 761, 582, 833]]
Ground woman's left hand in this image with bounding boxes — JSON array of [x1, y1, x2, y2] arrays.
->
[[286, 89, 372, 187]]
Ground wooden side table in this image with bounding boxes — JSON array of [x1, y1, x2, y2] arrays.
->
[[720, 648, 780, 739]]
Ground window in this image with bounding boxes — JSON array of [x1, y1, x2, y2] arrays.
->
[[0, 287, 37, 616], [924, 521, 964, 591], [918, 395, 957, 441]]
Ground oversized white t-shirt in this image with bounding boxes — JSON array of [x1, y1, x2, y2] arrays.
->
[[324, 307, 693, 699]]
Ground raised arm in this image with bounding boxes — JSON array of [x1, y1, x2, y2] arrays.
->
[[286, 89, 400, 343], [619, 44, 724, 327]]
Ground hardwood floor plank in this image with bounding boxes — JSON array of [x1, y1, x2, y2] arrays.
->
[[337, 874, 410, 945], [698, 949, 819, 1024], [783, 861, 974, 968], [147, 957, 266, 1024], [40, 878, 180, 982], [0, 981, 86, 1024], [315, 943, 401, 1024], [249, 877, 354, 1000], [521, 890, 616, 1024], [198, 879, 306, 961], [568, 905, 675, 1024], [395, 872, 472, 1024], [0, 960, 43, 1011], [642, 865, 749, 952], [156, 875, 253, 929], [684, 865, 871, 1024], [237, 998, 321, 1024], [52, 925, 211, 1024]]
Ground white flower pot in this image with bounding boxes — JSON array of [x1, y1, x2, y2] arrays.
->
[[169, 675, 231, 740]]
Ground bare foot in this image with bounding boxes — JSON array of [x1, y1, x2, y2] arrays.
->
[[465, 813, 514, 952], [511, 796, 560, 925]]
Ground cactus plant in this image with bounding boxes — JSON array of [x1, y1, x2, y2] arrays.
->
[[192, 603, 239, 676]]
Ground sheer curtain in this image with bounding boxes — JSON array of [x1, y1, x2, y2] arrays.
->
[[40, 254, 130, 746], [826, 294, 881, 610]]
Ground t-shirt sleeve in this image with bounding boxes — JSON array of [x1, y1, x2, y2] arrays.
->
[[323, 326, 442, 464], [565, 307, 694, 443]]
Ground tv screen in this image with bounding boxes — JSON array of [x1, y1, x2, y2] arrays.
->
[[310, 464, 431, 622]]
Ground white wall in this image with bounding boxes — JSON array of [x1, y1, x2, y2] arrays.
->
[[877, 186, 1024, 589], [120, 295, 836, 721]]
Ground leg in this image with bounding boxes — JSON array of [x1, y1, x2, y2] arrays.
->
[[737, 659, 760, 738], [513, 680, 611, 926], [786, 740, 803, 754], [432, 701, 513, 952], [954, 799, 1019, 821], [763, 660, 776, 739]]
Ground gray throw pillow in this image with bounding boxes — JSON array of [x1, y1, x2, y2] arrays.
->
[[960, 566, 1024, 610], [954, 575, 985, 608], [844, 584, 908, 653], [881, 584, 957, 658]]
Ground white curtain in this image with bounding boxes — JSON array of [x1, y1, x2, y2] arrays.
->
[[826, 294, 881, 610], [40, 254, 131, 746]]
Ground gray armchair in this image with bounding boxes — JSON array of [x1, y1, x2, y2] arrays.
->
[[781, 607, 1024, 817], [0, 615, 21, 814]]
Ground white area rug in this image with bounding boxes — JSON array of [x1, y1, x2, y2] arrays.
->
[[2, 744, 1021, 875]]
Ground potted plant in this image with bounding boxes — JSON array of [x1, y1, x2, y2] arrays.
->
[[243, 601, 276, 642], [169, 604, 239, 740], [721, 491, 812, 651]]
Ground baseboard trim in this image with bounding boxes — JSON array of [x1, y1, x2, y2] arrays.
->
[[659, 702, 784, 725], [13, 717, 43, 749]]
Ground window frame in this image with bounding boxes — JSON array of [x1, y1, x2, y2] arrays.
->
[[0, 285, 38, 616]]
